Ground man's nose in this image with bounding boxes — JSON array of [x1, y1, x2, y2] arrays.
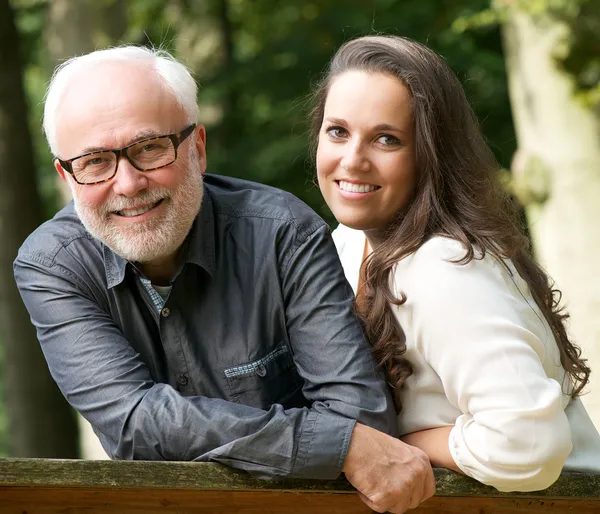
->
[[340, 142, 370, 173], [111, 157, 148, 197]]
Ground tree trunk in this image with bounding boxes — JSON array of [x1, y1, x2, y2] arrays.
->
[[43, 0, 129, 459], [501, 5, 600, 428], [0, 0, 79, 457]]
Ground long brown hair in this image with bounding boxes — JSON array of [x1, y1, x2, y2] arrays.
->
[[310, 35, 590, 411]]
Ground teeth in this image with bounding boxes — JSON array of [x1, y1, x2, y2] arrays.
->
[[338, 180, 378, 193], [118, 203, 157, 217]]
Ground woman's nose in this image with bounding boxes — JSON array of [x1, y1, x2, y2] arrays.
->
[[340, 142, 370, 173]]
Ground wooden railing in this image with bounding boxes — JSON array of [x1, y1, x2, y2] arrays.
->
[[0, 458, 598, 513]]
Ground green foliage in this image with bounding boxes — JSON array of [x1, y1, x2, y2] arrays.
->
[[150, 0, 516, 224], [7, 0, 517, 226], [459, 0, 600, 108], [1, 0, 520, 457], [502, 0, 600, 107], [558, 1, 600, 107]]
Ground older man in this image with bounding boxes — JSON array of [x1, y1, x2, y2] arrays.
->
[[14, 46, 434, 514]]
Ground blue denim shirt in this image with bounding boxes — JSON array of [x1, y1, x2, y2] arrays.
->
[[14, 174, 397, 479]]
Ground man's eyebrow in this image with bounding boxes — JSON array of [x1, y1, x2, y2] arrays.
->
[[78, 129, 163, 155]]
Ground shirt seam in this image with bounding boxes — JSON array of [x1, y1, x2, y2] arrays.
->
[[292, 411, 315, 475], [280, 222, 325, 276], [213, 202, 326, 239], [19, 253, 92, 293], [19, 231, 95, 267], [339, 418, 356, 471]]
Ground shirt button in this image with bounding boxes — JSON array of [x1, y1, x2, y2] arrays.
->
[[161, 307, 170, 318], [255, 364, 267, 377], [177, 374, 189, 386]]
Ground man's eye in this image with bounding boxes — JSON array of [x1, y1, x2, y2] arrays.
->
[[86, 156, 110, 166], [140, 144, 158, 153]]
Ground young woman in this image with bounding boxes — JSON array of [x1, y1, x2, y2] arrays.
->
[[312, 35, 600, 492]]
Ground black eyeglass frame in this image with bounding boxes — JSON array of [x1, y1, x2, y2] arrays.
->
[[56, 123, 197, 185]]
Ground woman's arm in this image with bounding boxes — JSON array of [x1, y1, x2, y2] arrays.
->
[[399, 238, 572, 492], [401, 427, 463, 473]]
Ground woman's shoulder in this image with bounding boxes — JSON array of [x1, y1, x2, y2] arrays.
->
[[395, 236, 511, 297], [400, 236, 490, 275], [410, 235, 471, 262]]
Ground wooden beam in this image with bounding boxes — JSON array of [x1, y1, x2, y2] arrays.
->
[[0, 459, 598, 513]]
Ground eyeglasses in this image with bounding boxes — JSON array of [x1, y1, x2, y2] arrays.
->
[[56, 124, 197, 185]]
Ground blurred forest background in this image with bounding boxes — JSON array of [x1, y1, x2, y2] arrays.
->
[[0, 0, 599, 458]]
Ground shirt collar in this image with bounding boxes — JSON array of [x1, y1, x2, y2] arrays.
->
[[104, 186, 216, 288]]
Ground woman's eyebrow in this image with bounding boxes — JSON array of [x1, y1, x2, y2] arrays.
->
[[324, 116, 347, 126], [373, 123, 405, 133]]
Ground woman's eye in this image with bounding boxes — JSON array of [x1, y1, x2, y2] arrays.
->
[[326, 126, 347, 139], [377, 134, 401, 147]]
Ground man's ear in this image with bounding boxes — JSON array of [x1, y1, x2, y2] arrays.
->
[[194, 125, 207, 174], [54, 159, 68, 182]]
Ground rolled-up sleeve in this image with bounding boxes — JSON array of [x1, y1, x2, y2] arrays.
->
[[405, 240, 572, 491]]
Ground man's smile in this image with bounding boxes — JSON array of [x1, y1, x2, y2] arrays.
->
[[113, 199, 164, 217]]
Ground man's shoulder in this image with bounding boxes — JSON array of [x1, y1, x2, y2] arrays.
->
[[204, 174, 327, 235], [17, 202, 96, 267]]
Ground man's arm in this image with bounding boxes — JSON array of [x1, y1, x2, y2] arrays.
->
[[13, 250, 352, 479], [280, 223, 435, 512], [280, 222, 396, 435]]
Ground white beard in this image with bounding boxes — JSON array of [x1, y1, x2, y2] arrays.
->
[[73, 147, 204, 263]]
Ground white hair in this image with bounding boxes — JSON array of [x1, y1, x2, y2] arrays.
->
[[43, 46, 199, 156]]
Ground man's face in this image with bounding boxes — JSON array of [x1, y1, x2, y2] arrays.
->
[[54, 61, 207, 263]]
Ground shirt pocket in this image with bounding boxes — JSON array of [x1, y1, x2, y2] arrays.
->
[[223, 344, 306, 410]]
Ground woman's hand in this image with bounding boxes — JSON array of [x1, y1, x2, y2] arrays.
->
[[401, 426, 464, 474]]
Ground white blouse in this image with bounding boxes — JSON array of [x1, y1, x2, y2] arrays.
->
[[333, 224, 600, 492]]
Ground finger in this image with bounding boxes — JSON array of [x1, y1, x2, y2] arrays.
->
[[423, 467, 437, 501], [407, 481, 423, 510], [356, 491, 387, 513], [387, 500, 410, 514]]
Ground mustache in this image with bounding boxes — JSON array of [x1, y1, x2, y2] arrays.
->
[[99, 188, 172, 214]]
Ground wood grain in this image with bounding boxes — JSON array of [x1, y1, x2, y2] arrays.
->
[[2, 487, 600, 514], [0, 459, 598, 513]]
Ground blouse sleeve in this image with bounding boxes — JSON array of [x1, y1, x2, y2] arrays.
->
[[403, 239, 572, 492]]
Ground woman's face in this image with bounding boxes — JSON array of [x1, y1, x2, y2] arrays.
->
[[317, 70, 416, 235]]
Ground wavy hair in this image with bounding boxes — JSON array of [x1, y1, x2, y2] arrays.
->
[[310, 35, 590, 411]]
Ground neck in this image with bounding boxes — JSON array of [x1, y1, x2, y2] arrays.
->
[[363, 228, 387, 250], [138, 249, 181, 285]]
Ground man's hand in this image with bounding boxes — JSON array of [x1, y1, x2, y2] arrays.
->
[[343, 423, 435, 513]]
